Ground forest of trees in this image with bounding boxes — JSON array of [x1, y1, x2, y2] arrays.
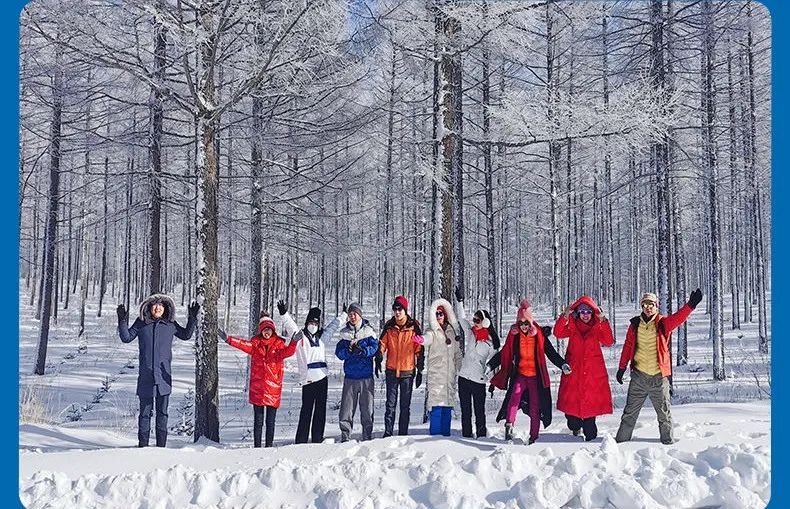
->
[[19, 0, 771, 442]]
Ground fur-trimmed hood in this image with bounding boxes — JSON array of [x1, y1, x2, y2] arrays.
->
[[428, 298, 459, 332], [139, 294, 176, 323]]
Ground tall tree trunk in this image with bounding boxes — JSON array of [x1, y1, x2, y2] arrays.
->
[[147, 0, 167, 295], [194, 0, 220, 443], [97, 156, 109, 316], [34, 42, 63, 376], [650, 0, 672, 318], [438, 3, 459, 301], [701, 0, 725, 380], [480, 4, 498, 325]]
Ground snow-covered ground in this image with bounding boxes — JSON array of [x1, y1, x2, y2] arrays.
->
[[18, 283, 771, 508]]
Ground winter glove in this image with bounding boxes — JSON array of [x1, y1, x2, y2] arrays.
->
[[277, 299, 287, 316], [415, 371, 423, 388], [687, 288, 703, 309], [561, 363, 572, 375], [349, 342, 361, 354], [375, 352, 383, 378], [563, 305, 573, 317], [188, 301, 200, 319], [116, 304, 128, 323], [217, 328, 228, 342], [454, 284, 464, 303], [412, 334, 425, 345], [616, 368, 626, 385], [416, 351, 425, 372], [342, 302, 347, 313], [488, 384, 495, 399]]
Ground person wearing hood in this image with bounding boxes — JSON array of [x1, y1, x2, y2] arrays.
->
[[376, 295, 424, 437], [423, 295, 463, 436], [615, 289, 703, 445], [219, 308, 299, 448], [489, 298, 571, 444], [117, 294, 199, 447], [553, 295, 615, 441], [336, 302, 379, 442], [454, 286, 500, 439], [279, 300, 346, 444]]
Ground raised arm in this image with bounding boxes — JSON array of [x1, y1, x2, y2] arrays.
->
[[279, 309, 301, 341], [322, 311, 347, 342], [594, 319, 615, 346], [552, 315, 572, 339], [175, 302, 200, 340], [226, 336, 254, 355]]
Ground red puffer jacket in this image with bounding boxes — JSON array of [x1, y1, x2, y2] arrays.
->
[[227, 323, 298, 408], [553, 296, 615, 418]]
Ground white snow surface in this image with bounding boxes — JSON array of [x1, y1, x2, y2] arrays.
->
[[19, 285, 771, 508], [20, 402, 770, 509]]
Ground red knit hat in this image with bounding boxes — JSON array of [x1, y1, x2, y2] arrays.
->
[[393, 295, 409, 311], [258, 315, 277, 333], [517, 298, 535, 324]]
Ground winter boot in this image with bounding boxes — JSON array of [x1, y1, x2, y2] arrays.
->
[[528, 436, 537, 445], [504, 423, 514, 441], [572, 429, 582, 437]]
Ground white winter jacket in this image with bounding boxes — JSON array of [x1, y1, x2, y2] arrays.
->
[[282, 311, 346, 385], [456, 301, 497, 384], [423, 298, 463, 408]]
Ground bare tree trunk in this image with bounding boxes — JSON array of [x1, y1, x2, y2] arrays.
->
[[480, 6, 498, 325], [97, 156, 109, 316], [194, 0, 220, 443], [147, 0, 167, 295], [34, 41, 63, 376], [701, 0, 725, 380]]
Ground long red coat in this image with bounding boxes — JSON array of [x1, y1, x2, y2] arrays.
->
[[227, 324, 298, 408], [553, 296, 615, 418]]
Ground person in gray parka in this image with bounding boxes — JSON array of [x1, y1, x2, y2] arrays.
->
[[117, 294, 199, 447]]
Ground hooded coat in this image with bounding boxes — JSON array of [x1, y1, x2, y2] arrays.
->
[[226, 317, 299, 408], [553, 295, 615, 418], [489, 300, 566, 426], [423, 298, 464, 408], [119, 294, 196, 397]]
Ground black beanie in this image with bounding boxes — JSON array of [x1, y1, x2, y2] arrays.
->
[[305, 307, 322, 325]]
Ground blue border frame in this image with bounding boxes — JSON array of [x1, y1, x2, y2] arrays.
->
[[9, 1, 25, 508], [765, 1, 783, 507], [6, 0, 782, 507]]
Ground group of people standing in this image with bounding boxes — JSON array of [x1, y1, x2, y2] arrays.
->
[[116, 286, 702, 448]]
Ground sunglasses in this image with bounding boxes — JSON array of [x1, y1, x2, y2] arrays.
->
[[472, 317, 482, 324], [436, 311, 445, 317], [641, 302, 656, 308], [392, 305, 404, 312], [578, 309, 593, 315], [518, 320, 531, 327]]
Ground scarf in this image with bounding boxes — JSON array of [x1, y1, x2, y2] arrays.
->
[[472, 327, 489, 342]]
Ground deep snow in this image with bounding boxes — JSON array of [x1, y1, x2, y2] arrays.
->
[[18, 283, 771, 508]]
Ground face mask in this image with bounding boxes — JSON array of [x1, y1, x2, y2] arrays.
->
[[307, 324, 319, 335]]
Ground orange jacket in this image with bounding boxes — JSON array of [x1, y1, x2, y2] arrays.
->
[[379, 316, 423, 377]]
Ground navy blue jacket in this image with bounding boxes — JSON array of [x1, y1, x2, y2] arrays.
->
[[118, 295, 196, 396], [336, 319, 378, 380]]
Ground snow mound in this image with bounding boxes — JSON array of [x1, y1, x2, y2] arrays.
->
[[20, 438, 770, 509]]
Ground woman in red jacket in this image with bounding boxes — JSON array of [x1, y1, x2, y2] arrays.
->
[[220, 312, 298, 447], [553, 296, 614, 441]]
